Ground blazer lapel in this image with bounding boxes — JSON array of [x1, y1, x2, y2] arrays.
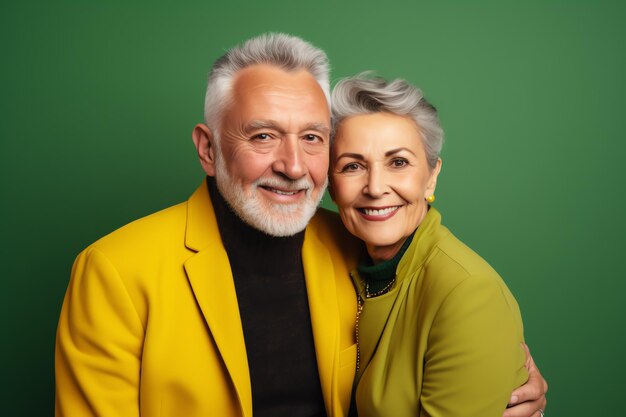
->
[[302, 225, 340, 415], [183, 182, 252, 417]]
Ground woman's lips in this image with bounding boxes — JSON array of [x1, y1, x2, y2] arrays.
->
[[357, 206, 400, 221]]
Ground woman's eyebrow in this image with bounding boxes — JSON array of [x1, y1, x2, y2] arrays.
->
[[335, 152, 365, 160], [385, 147, 417, 157]]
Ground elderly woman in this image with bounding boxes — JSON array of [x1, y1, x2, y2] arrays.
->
[[330, 74, 539, 417]]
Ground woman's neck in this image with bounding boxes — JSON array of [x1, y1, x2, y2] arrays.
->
[[366, 237, 409, 265], [366, 206, 431, 264]]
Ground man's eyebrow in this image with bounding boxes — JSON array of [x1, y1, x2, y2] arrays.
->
[[243, 120, 330, 135], [244, 120, 283, 134], [302, 123, 330, 135]]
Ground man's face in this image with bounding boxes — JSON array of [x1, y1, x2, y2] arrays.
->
[[212, 64, 330, 236]]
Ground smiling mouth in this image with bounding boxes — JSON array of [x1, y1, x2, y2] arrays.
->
[[358, 206, 400, 217], [260, 186, 304, 196]]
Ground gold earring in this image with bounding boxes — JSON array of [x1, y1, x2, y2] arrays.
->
[[426, 195, 435, 203]]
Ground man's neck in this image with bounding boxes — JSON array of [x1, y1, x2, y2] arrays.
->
[[207, 177, 305, 274]]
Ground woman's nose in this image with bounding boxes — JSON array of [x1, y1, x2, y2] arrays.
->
[[364, 166, 387, 198]]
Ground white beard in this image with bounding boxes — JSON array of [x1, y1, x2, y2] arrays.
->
[[213, 149, 327, 237]]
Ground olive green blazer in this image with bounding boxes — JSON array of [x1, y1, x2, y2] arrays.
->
[[352, 208, 528, 417]]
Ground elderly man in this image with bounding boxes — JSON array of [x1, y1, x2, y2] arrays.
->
[[55, 33, 547, 417]]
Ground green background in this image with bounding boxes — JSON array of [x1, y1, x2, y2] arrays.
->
[[2, 1, 624, 415]]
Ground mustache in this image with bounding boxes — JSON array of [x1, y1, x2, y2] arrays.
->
[[255, 177, 313, 191]]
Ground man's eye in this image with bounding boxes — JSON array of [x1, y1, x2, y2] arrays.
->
[[253, 133, 271, 140], [303, 134, 321, 142]]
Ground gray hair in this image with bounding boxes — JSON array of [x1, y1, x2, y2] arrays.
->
[[204, 33, 331, 139], [331, 73, 443, 168]]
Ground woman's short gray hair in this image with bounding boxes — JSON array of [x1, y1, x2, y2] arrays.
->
[[331, 73, 443, 168], [204, 33, 330, 139]]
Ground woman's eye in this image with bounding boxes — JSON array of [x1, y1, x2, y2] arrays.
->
[[391, 158, 408, 168], [342, 162, 361, 172]]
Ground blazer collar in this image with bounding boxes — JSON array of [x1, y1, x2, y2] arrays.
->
[[185, 179, 219, 252], [302, 221, 340, 415], [183, 179, 252, 417], [396, 207, 450, 280]]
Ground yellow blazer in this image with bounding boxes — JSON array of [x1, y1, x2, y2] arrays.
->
[[352, 208, 528, 417], [55, 180, 359, 417]]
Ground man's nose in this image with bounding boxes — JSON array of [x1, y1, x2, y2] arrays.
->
[[272, 135, 307, 179]]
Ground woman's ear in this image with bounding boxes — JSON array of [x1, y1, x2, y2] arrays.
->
[[192, 124, 218, 176], [425, 158, 442, 198]]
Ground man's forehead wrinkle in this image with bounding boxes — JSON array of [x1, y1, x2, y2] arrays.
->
[[235, 84, 321, 108], [233, 63, 314, 85], [243, 119, 330, 136], [231, 65, 325, 103], [241, 81, 309, 93]]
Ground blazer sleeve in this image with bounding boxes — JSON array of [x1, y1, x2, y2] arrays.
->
[[419, 274, 528, 417], [55, 247, 144, 417]]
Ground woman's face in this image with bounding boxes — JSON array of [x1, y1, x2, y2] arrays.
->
[[330, 112, 441, 262]]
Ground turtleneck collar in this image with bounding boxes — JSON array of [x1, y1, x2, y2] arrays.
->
[[357, 230, 416, 295], [207, 177, 305, 276]]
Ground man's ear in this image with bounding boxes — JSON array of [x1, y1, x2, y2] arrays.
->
[[425, 158, 442, 198], [192, 124, 218, 176]]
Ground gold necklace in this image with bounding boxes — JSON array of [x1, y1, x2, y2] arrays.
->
[[365, 277, 396, 298], [355, 276, 396, 374], [355, 293, 364, 374]]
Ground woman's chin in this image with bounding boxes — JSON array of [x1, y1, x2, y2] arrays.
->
[[361, 235, 409, 259]]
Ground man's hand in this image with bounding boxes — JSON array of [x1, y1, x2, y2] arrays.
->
[[503, 343, 548, 417]]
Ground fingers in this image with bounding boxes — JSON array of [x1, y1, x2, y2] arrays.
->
[[504, 387, 547, 417], [509, 351, 548, 406], [527, 361, 549, 400], [508, 377, 542, 406], [521, 342, 532, 369], [504, 344, 548, 417], [502, 399, 546, 417]]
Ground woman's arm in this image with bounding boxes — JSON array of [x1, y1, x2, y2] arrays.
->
[[504, 343, 548, 417], [420, 274, 528, 417]]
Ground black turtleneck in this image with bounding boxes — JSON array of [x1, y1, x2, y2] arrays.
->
[[357, 231, 416, 295], [207, 178, 326, 417]]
